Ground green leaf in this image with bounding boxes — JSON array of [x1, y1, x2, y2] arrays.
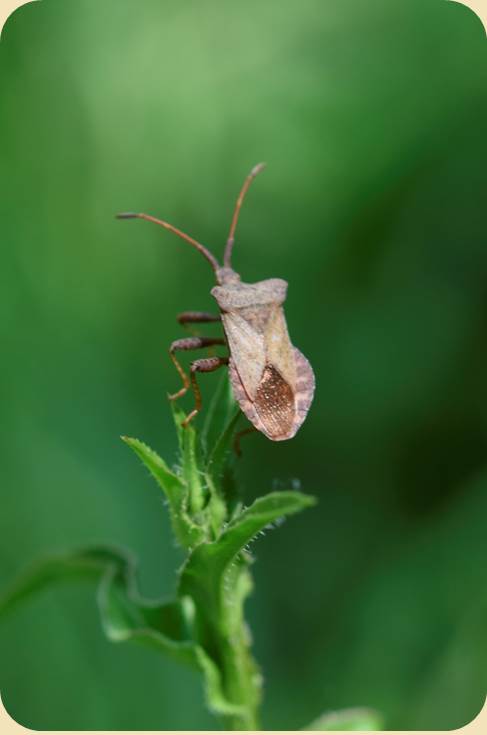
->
[[205, 408, 241, 486], [204, 407, 241, 536], [219, 490, 316, 566], [177, 491, 314, 727], [169, 401, 206, 516], [170, 399, 186, 455], [121, 436, 206, 547], [0, 544, 248, 720], [0, 545, 195, 668], [0, 545, 121, 618], [201, 372, 238, 460], [97, 562, 197, 667], [179, 491, 316, 627], [204, 474, 228, 539], [304, 707, 384, 731], [182, 419, 206, 515]]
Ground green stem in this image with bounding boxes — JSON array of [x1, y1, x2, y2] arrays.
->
[[213, 565, 262, 730], [219, 635, 261, 730], [224, 710, 259, 730]]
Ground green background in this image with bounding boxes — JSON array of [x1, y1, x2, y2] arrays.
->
[[1, 0, 486, 729]]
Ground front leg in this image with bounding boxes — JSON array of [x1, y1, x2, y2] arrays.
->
[[183, 356, 229, 428], [177, 311, 222, 337], [169, 337, 226, 401], [177, 311, 221, 326]]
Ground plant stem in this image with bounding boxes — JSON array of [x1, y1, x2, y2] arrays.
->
[[219, 634, 261, 729]]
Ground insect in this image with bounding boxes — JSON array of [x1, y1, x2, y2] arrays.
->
[[117, 164, 315, 444]]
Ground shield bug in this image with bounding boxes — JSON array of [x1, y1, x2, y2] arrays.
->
[[117, 164, 315, 443]]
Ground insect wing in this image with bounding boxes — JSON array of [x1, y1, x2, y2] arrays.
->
[[221, 311, 266, 399], [228, 347, 314, 441], [262, 306, 297, 391]]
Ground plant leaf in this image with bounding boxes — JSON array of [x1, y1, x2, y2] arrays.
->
[[201, 372, 237, 460], [203, 407, 241, 536], [169, 402, 206, 516], [170, 399, 186, 455], [121, 436, 206, 547], [99, 566, 246, 717], [182, 417, 206, 515], [204, 474, 228, 539], [0, 545, 193, 667], [0, 544, 248, 719], [177, 491, 315, 723], [0, 545, 121, 618], [205, 408, 241, 486], [303, 707, 384, 731], [179, 491, 316, 627]]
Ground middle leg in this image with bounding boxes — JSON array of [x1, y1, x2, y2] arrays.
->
[[169, 336, 226, 401]]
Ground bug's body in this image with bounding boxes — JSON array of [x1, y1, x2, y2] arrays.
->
[[212, 272, 314, 440], [117, 164, 315, 443]]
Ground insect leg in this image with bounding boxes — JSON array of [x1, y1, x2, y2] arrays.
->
[[169, 337, 226, 401], [177, 311, 221, 325], [233, 426, 258, 457], [182, 356, 229, 427]]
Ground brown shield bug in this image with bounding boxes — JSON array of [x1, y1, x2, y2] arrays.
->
[[117, 164, 315, 443]]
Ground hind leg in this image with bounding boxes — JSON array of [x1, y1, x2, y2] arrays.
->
[[233, 426, 258, 457]]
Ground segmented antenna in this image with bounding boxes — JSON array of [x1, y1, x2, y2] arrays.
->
[[224, 162, 266, 269], [116, 212, 220, 272]]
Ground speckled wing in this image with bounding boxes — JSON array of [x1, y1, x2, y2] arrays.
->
[[229, 347, 315, 441]]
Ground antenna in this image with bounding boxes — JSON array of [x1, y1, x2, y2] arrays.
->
[[116, 212, 220, 273], [223, 162, 266, 269]]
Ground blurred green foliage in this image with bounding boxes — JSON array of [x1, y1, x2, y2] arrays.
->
[[0, 0, 486, 729]]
